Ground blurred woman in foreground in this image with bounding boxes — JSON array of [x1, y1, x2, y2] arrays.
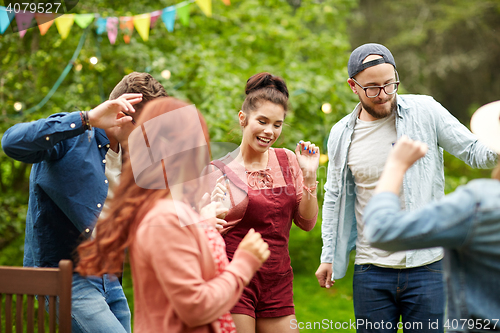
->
[[77, 97, 270, 333]]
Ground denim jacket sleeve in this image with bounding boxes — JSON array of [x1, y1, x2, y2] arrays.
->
[[432, 99, 498, 169], [364, 189, 477, 252], [321, 151, 340, 263], [320, 119, 349, 264], [1, 112, 86, 163]]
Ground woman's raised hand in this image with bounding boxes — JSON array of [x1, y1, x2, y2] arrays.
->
[[210, 175, 231, 214], [295, 140, 320, 177], [238, 229, 270, 264]]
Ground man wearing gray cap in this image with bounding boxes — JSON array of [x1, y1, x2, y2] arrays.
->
[[315, 43, 498, 332]]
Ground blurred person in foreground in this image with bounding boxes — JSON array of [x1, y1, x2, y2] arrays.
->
[[1, 72, 167, 333], [77, 97, 270, 333], [364, 100, 500, 332]]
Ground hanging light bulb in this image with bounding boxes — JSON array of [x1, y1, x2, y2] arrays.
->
[[14, 102, 23, 111], [161, 70, 171, 80], [321, 103, 332, 114]]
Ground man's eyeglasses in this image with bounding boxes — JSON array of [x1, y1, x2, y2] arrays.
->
[[351, 73, 400, 98]]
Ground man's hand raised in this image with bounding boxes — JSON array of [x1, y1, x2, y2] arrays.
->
[[88, 93, 143, 129]]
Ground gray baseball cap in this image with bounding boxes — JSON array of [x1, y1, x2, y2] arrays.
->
[[348, 43, 396, 78]]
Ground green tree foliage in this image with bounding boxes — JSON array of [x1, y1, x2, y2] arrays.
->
[[348, 0, 498, 188], [0, 0, 358, 258], [349, 0, 500, 123]]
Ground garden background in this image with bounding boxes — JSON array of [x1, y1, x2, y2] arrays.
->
[[1, 0, 499, 331]]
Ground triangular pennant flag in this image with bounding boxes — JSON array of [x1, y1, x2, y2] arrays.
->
[[35, 13, 55, 35], [15, 11, 35, 38], [106, 17, 118, 45], [196, 0, 212, 17], [0, 6, 16, 34], [221, 0, 230, 5], [96, 17, 107, 34], [55, 14, 74, 39], [74, 13, 94, 29], [150, 10, 162, 28], [176, 3, 190, 27], [133, 13, 150, 42], [161, 7, 176, 32], [120, 17, 134, 44]]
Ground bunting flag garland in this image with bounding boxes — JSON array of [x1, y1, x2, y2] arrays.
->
[[74, 13, 94, 29], [96, 17, 107, 35], [161, 7, 176, 32], [150, 10, 162, 28], [176, 4, 191, 27], [0, 6, 15, 34], [106, 17, 118, 44], [0, 0, 225, 40], [120, 17, 134, 44], [55, 14, 75, 39], [15, 11, 35, 38], [133, 13, 151, 42], [195, 0, 212, 17], [35, 13, 55, 35]]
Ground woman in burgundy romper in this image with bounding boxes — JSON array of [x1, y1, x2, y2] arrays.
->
[[207, 73, 320, 332]]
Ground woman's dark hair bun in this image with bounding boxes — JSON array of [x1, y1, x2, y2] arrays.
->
[[245, 72, 289, 99]]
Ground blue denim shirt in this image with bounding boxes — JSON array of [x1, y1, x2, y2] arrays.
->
[[321, 94, 498, 279], [1, 112, 110, 268], [365, 179, 500, 331]]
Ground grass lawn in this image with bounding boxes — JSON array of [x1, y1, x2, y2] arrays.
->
[[293, 270, 356, 332]]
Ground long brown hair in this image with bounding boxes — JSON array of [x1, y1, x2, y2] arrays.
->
[[76, 97, 210, 276]]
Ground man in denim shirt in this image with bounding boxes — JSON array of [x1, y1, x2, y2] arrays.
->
[[315, 44, 498, 332], [364, 101, 500, 332], [1, 72, 167, 333]]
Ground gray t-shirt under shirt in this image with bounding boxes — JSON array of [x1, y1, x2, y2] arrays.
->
[[347, 112, 407, 267]]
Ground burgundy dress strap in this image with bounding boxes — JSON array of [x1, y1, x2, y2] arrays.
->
[[210, 160, 246, 207], [274, 148, 293, 186], [210, 160, 248, 191], [210, 159, 227, 174]]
